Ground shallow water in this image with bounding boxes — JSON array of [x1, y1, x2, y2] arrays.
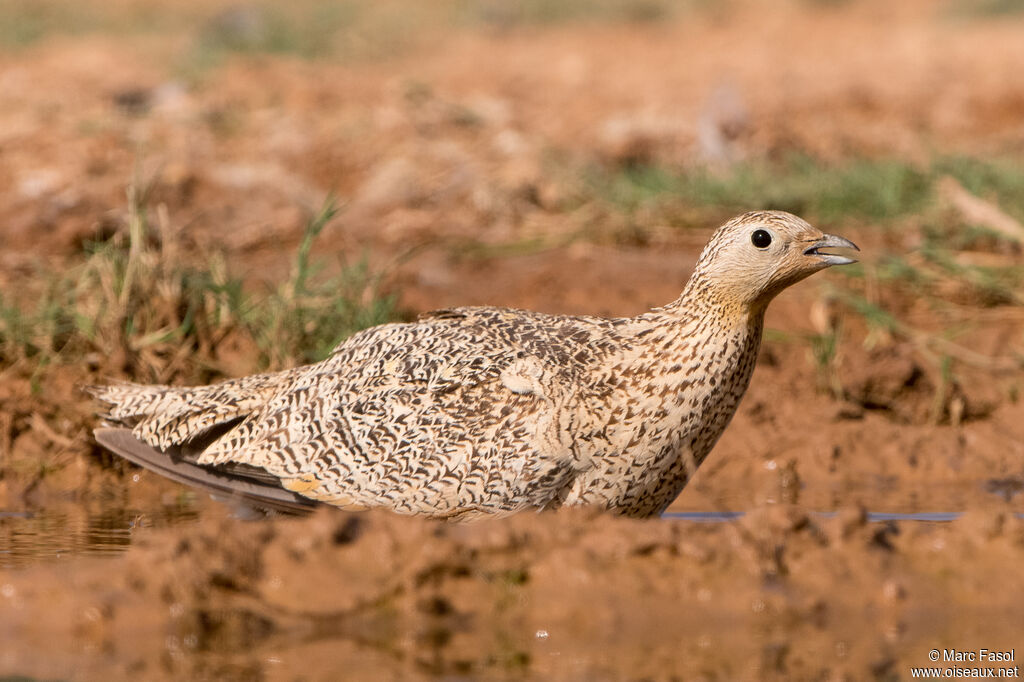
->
[[2, 500, 1011, 568], [0, 502, 202, 569], [663, 510, 1013, 523], [3, 502, 1022, 682]]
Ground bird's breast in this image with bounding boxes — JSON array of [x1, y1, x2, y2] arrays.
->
[[564, 323, 763, 514]]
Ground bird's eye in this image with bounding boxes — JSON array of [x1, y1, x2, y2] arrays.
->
[[751, 229, 772, 249]]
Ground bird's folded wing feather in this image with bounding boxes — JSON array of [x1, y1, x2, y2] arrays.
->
[[192, 311, 600, 514], [92, 309, 614, 516]]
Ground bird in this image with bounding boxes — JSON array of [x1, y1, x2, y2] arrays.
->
[[90, 210, 858, 520]]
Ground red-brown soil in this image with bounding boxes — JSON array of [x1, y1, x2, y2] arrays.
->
[[2, 0, 1024, 679]]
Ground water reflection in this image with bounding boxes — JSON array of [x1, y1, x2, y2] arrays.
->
[[5, 503, 1015, 568], [3, 470, 1020, 568], [662, 510, 1014, 523], [0, 501, 202, 569]]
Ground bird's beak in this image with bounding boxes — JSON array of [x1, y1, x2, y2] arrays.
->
[[803, 234, 860, 266]]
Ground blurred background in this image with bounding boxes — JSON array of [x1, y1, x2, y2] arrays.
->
[[1, 0, 1023, 679]]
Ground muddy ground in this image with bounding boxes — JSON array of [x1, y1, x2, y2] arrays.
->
[[1, 0, 1024, 679]]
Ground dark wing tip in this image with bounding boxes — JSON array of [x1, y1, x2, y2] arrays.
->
[[94, 427, 318, 515]]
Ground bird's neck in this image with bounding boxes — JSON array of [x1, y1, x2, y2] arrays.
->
[[620, 281, 767, 404], [648, 274, 768, 346]]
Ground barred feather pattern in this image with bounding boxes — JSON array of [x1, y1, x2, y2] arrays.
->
[[90, 211, 855, 519]]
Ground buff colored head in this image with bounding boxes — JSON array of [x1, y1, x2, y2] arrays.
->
[[689, 210, 859, 308]]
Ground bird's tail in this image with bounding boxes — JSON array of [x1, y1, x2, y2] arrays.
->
[[86, 369, 293, 451]]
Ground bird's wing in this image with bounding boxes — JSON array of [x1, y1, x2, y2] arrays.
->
[[94, 427, 317, 514], [191, 310, 611, 515]]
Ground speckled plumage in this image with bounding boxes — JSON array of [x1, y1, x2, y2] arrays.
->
[[91, 211, 857, 519]]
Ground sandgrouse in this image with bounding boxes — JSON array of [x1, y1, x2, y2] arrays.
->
[[91, 210, 858, 519]]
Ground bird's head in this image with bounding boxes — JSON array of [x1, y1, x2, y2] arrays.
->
[[688, 211, 859, 311]]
